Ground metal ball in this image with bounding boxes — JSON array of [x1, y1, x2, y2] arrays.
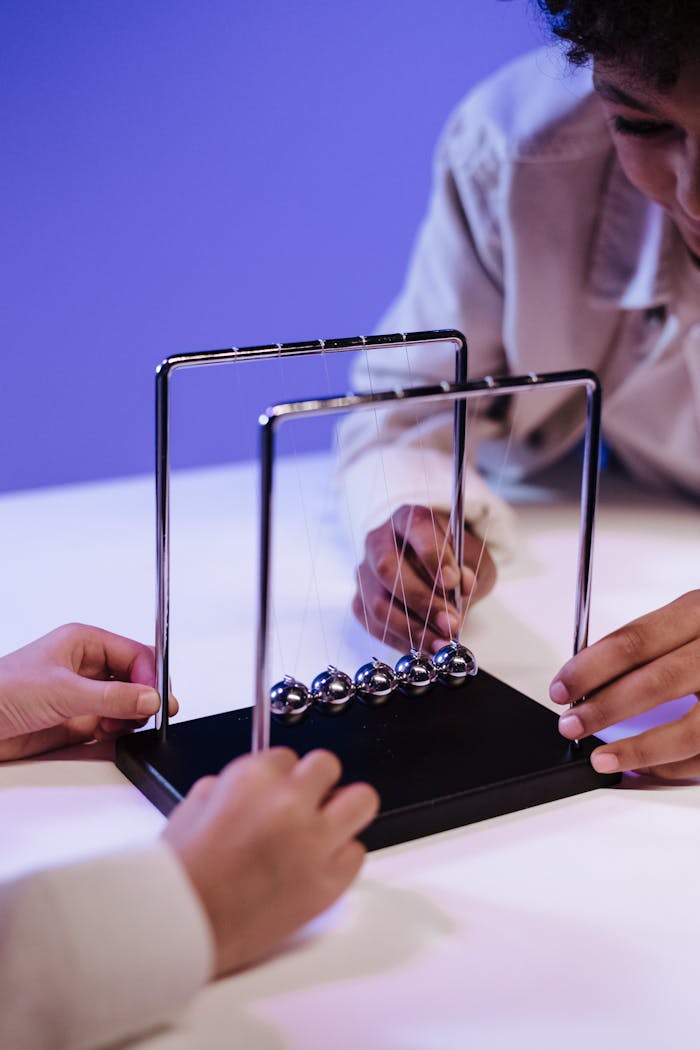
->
[[394, 649, 437, 697], [354, 657, 397, 706], [311, 665, 356, 715], [270, 675, 312, 726], [432, 640, 478, 688]]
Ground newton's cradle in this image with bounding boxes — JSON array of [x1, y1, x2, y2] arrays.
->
[[116, 330, 620, 849]]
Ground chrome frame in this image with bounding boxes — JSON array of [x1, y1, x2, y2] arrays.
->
[[154, 330, 468, 739], [255, 370, 601, 752]]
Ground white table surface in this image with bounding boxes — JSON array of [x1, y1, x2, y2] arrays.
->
[[1, 452, 700, 1049]]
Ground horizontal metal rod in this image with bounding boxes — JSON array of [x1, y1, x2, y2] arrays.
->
[[156, 329, 466, 378], [158, 329, 468, 743], [255, 369, 601, 755], [261, 370, 599, 425]]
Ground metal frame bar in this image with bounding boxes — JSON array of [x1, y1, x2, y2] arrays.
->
[[154, 330, 468, 739], [254, 369, 601, 752]]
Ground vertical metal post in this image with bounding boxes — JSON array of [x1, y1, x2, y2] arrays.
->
[[573, 377, 602, 656], [155, 364, 171, 740], [450, 338, 468, 616], [252, 415, 275, 752]]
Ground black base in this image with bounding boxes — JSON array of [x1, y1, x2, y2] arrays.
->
[[116, 669, 619, 850]]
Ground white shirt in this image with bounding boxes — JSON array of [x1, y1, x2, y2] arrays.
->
[[336, 47, 700, 556], [0, 844, 213, 1049]]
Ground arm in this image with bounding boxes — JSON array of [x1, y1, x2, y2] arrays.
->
[[337, 98, 513, 546], [0, 625, 379, 1047], [0, 749, 379, 1050], [0, 844, 213, 1050], [336, 99, 515, 649], [552, 591, 700, 777]]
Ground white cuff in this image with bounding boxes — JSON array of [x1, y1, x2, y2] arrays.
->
[[336, 445, 517, 565], [0, 842, 214, 1050]]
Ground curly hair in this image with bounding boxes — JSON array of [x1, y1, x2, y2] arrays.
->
[[536, 1, 700, 87]]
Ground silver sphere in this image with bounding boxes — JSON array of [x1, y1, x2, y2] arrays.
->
[[354, 657, 397, 706], [311, 665, 356, 715], [432, 640, 478, 688], [270, 675, 312, 726], [394, 649, 437, 697]]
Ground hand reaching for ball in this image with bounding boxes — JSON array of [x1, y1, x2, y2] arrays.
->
[[352, 504, 496, 653]]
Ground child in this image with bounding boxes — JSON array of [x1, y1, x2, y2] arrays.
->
[[0, 623, 379, 1050], [337, 2, 700, 781]]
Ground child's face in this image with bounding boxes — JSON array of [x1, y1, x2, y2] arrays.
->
[[594, 58, 700, 258]]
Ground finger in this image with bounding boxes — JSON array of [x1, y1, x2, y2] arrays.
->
[[365, 527, 453, 628], [218, 746, 298, 790], [550, 591, 700, 705], [185, 775, 218, 806], [292, 749, 343, 803], [364, 550, 459, 641], [589, 700, 700, 776], [322, 781, 380, 844], [64, 624, 157, 685], [57, 671, 162, 721], [355, 568, 440, 651], [327, 839, 367, 891], [94, 716, 149, 739], [393, 505, 461, 593], [0, 723, 95, 762], [94, 691, 178, 739], [382, 604, 446, 655], [557, 640, 700, 740], [637, 755, 700, 780]]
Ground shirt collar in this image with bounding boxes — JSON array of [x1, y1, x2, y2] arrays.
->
[[588, 154, 678, 310]]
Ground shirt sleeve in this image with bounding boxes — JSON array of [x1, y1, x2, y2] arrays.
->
[[334, 95, 516, 561], [0, 842, 214, 1050]]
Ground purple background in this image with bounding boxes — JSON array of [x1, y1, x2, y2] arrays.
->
[[1, 1, 542, 492]]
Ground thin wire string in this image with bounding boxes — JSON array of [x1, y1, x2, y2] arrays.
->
[[401, 345, 456, 652], [275, 344, 330, 673], [230, 347, 287, 680], [360, 344, 416, 652], [272, 337, 524, 681], [318, 340, 372, 653], [461, 391, 520, 626], [418, 516, 456, 653], [382, 351, 522, 653]]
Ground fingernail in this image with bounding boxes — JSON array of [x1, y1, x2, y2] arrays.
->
[[137, 690, 160, 716], [591, 751, 619, 774], [549, 679, 570, 704], [558, 713, 584, 739], [442, 567, 460, 589], [462, 568, 476, 591], [431, 638, 450, 654]]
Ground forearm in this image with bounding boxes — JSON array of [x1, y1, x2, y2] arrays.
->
[[0, 843, 213, 1050]]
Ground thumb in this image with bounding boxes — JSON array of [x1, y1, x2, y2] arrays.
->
[[64, 673, 161, 721]]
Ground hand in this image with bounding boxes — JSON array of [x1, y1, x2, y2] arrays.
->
[[551, 591, 700, 778], [352, 504, 496, 653], [164, 747, 379, 976], [0, 623, 177, 761]]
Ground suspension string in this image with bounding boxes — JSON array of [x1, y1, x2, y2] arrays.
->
[[418, 515, 455, 653], [461, 389, 520, 625], [361, 341, 416, 651], [231, 346, 287, 679], [275, 344, 330, 672], [380, 504, 417, 649], [318, 340, 371, 649], [401, 344, 456, 651]]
